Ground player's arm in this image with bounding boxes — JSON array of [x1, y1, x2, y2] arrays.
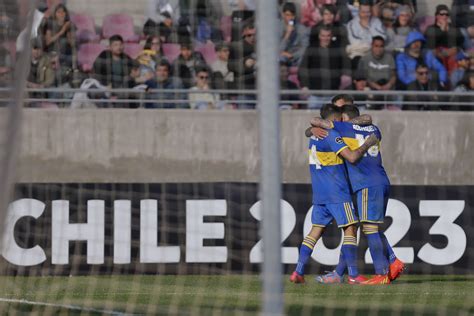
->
[[347, 114, 372, 125], [304, 117, 332, 138], [338, 133, 379, 164]]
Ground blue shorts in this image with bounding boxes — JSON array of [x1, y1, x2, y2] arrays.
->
[[356, 185, 390, 223], [312, 202, 358, 228]]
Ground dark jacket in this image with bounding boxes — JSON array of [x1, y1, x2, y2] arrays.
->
[[93, 50, 133, 88]]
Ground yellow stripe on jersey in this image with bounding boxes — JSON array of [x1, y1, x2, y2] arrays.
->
[[344, 202, 354, 223], [316, 149, 346, 166], [362, 188, 368, 221], [342, 137, 360, 150]]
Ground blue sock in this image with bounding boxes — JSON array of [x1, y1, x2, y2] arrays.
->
[[341, 236, 358, 278], [335, 251, 346, 276], [364, 225, 389, 275], [296, 235, 316, 275], [379, 232, 396, 264]]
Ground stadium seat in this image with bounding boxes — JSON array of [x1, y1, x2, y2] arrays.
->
[[124, 43, 143, 59], [162, 43, 181, 63], [71, 13, 100, 43], [220, 16, 232, 43], [415, 15, 435, 34], [77, 43, 106, 72], [339, 75, 352, 90], [288, 74, 300, 88], [195, 42, 217, 64], [102, 13, 140, 43], [3, 41, 16, 63]]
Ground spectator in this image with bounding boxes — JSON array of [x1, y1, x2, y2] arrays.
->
[[279, 61, 301, 109], [26, 39, 55, 104], [357, 36, 396, 109], [451, 51, 470, 87], [0, 46, 12, 87], [226, 0, 256, 13], [450, 70, 474, 110], [469, 51, 474, 71], [136, 36, 164, 82], [450, 0, 474, 28], [125, 60, 146, 108], [372, 0, 416, 18], [396, 31, 448, 89], [298, 26, 350, 109], [93, 35, 134, 89], [43, 3, 76, 69], [404, 63, 440, 110], [280, 2, 306, 66], [387, 4, 415, 53], [143, 0, 180, 37], [300, 0, 352, 28], [461, 13, 474, 50], [193, 0, 224, 43], [346, 0, 386, 69], [172, 41, 207, 89], [424, 4, 465, 74], [148, 11, 182, 43], [145, 59, 187, 108], [228, 22, 257, 108], [309, 4, 348, 49], [211, 42, 234, 90], [48, 51, 76, 105], [189, 66, 222, 109]]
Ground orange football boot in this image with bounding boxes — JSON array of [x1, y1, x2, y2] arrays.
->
[[389, 258, 406, 281], [362, 274, 391, 285], [290, 271, 305, 284]]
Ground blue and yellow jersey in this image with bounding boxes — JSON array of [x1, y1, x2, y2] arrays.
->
[[308, 128, 352, 205], [333, 121, 390, 191]]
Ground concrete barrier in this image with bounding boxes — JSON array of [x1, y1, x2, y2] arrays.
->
[[18, 109, 473, 185]]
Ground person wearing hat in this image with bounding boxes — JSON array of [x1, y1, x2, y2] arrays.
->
[[450, 51, 470, 87], [387, 4, 415, 52], [171, 41, 207, 89], [395, 31, 448, 89], [424, 4, 465, 74]]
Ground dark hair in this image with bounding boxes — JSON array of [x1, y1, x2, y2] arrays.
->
[[195, 65, 209, 75], [359, 0, 373, 6], [320, 103, 340, 119], [156, 59, 171, 71], [342, 104, 360, 119], [53, 4, 70, 22], [372, 36, 385, 44], [109, 34, 124, 44], [144, 36, 162, 52], [282, 2, 297, 15], [320, 4, 338, 16], [331, 94, 354, 105], [416, 63, 428, 70]]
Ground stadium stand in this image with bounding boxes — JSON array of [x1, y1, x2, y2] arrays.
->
[[77, 42, 107, 72], [102, 13, 140, 42], [71, 13, 101, 43]]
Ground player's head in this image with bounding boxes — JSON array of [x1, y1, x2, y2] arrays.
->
[[341, 104, 360, 121], [331, 94, 354, 108], [320, 103, 342, 121]]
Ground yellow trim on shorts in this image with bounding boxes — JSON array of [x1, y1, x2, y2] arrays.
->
[[338, 221, 358, 228]]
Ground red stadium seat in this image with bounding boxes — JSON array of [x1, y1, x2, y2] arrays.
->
[[162, 43, 181, 63], [102, 14, 140, 43], [220, 16, 232, 43], [124, 43, 143, 59], [77, 43, 106, 72], [415, 15, 435, 34], [195, 42, 217, 64], [71, 13, 100, 43]]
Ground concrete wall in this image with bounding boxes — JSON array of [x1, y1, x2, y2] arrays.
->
[[17, 110, 473, 185]]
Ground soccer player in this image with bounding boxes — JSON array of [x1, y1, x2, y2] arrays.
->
[[309, 104, 405, 285], [290, 104, 379, 284]]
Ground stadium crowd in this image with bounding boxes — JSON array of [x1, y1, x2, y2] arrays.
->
[[1, 0, 474, 110]]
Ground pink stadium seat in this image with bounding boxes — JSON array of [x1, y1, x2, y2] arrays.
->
[[415, 15, 435, 34], [124, 43, 143, 59], [77, 43, 106, 72], [339, 75, 352, 90], [71, 13, 100, 43], [220, 16, 232, 43], [162, 43, 181, 63], [102, 14, 140, 43], [195, 42, 217, 64], [3, 41, 16, 63]]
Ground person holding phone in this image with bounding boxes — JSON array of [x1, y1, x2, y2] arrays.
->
[[280, 2, 306, 66]]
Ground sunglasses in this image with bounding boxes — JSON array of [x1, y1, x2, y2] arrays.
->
[[417, 71, 428, 75], [198, 76, 208, 79]]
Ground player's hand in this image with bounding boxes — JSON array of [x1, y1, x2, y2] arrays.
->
[[365, 133, 379, 147], [311, 127, 328, 139]]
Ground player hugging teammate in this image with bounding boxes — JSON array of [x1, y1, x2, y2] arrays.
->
[[290, 94, 405, 285]]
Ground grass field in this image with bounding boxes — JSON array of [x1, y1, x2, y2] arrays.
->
[[0, 275, 473, 315]]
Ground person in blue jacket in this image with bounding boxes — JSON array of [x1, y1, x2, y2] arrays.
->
[[395, 31, 448, 89]]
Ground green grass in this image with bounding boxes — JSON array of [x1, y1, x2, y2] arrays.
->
[[0, 275, 473, 315]]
